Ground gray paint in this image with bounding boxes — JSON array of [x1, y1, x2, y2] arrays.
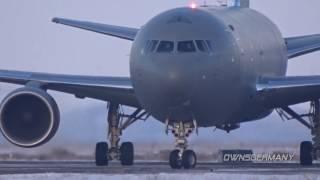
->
[[0, 1, 320, 146], [0, 70, 139, 107], [0, 6, 320, 131], [131, 7, 287, 127]]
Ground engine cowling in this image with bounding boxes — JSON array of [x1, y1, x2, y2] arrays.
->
[[0, 87, 60, 148]]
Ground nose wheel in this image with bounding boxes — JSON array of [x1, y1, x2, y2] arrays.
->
[[167, 120, 198, 169], [182, 150, 197, 169], [169, 149, 197, 169], [169, 150, 182, 169]]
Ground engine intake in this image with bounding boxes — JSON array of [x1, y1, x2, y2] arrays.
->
[[0, 87, 60, 148]]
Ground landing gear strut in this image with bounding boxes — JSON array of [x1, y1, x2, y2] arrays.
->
[[277, 100, 320, 165], [166, 120, 198, 169], [95, 103, 149, 166]]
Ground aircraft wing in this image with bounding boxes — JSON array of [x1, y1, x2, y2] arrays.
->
[[52, 18, 139, 41], [0, 70, 140, 107], [285, 34, 320, 59], [257, 76, 320, 108]]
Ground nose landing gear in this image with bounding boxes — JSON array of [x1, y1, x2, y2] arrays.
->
[[167, 120, 198, 169]]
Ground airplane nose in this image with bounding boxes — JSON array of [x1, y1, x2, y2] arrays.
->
[[158, 64, 193, 107], [131, 53, 204, 121], [164, 64, 202, 121]]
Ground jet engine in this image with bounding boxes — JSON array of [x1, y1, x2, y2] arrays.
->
[[0, 87, 60, 147]]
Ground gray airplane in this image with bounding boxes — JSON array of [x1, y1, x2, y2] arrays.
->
[[1, 0, 320, 169]]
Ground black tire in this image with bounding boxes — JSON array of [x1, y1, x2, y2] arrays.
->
[[182, 150, 197, 169], [169, 150, 182, 169], [120, 142, 134, 166], [300, 141, 313, 166], [95, 142, 109, 166]]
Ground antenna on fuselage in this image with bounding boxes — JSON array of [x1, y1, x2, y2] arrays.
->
[[201, 0, 249, 8]]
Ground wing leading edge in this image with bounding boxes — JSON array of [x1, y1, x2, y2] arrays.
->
[[52, 18, 139, 41], [285, 34, 320, 59], [0, 70, 140, 107], [257, 76, 320, 108]]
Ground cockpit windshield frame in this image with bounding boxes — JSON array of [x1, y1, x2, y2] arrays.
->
[[157, 41, 175, 53], [143, 40, 213, 54]]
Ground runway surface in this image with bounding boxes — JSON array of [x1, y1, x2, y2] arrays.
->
[[0, 161, 320, 175]]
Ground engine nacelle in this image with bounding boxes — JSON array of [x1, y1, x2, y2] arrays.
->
[[0, 87, 60, 148]]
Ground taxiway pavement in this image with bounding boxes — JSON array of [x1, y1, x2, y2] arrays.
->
[[0, 161, 319, 175]]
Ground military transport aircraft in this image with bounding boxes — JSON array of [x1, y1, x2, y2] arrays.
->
[[1, 0, 320, 169]]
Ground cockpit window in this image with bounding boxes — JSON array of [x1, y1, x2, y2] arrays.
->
[[150, 40, 159, 52], [195, 40, 209, 52], [144, 40, 213, 54], [149, 40, 159, 52], [144, 40, 159, 53], [157, 41, 174, 53], [178, 41, 196, 52]]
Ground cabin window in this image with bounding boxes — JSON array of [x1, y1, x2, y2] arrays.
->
[[157, 41, 174, 53], [178, 41, 196, 52]]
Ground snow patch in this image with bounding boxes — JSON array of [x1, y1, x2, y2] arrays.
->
[[1, 173, 320, 180]]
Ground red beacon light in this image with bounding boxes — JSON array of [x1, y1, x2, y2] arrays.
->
[[190, 2, 197, 9]]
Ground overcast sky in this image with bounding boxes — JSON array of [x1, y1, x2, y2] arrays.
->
[[0, 0, 320, 149]]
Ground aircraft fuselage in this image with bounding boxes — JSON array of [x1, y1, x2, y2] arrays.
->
[[130, 7, 287, 127]]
